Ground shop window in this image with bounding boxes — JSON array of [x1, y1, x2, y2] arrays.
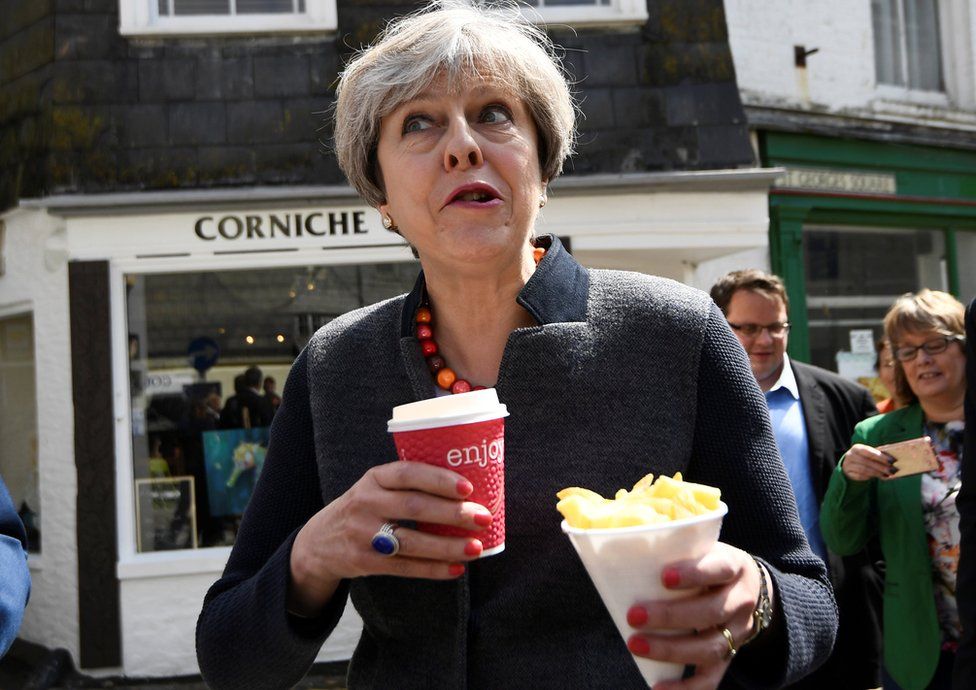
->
[[0, 314, 40, 553], [803, 225, 946, 385], [120, 0, 335, 35], [125, 261, 418, 552]]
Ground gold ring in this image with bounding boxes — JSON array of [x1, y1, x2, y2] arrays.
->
[[720, 627, 737, 660]]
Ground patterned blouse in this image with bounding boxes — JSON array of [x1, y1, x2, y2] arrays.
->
[[921, 419, 965, 648]]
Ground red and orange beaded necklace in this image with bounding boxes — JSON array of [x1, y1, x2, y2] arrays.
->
[[415, 246, 546, 393]]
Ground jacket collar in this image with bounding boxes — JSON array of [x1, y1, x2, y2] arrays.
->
[[399, 235, 590, 336], [766, 354, 800, 400]]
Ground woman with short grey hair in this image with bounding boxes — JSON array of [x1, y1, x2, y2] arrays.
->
[[197, 2, 837, 688]]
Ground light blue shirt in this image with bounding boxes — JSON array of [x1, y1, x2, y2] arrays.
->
[[764, 355, 829, 563]]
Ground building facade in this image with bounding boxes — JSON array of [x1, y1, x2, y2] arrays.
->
[[726, 0, 976, 376], [0, 0, 774, 677]]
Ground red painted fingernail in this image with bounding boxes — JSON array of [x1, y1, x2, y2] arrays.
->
[[448, 563, 466, 577], [464, 539, 483, 557], [627, 606, 648, 627], [663, 568, 681, 588], [457, 479, 474, 497], [473, 511, 493, 528], [627, 636, 650, 656]]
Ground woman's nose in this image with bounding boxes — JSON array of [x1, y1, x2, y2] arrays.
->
[[443, 119, 483, 171]]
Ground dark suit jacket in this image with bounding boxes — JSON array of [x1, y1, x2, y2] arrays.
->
[[954, 298, 975, 690], [197, 251, 839, 689], [789, 360, 883, 690]]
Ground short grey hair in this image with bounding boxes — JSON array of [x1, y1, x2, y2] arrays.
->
[[334, 0, 577, 208]]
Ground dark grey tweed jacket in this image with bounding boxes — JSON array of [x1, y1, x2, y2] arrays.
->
[[196, 237, 837, 689]]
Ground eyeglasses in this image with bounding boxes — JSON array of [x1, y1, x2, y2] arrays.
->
[[728, 321, 790, 339], [893, 335, 964, 363]]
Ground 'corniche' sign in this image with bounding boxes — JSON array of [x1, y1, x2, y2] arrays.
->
[[194, 210, 369, 242]]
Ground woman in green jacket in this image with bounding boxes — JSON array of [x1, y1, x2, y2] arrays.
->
[[822, 289, 966, 690]]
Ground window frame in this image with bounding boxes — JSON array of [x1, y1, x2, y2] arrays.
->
[[0, 306, 41, 561], [520, 0, 648, 27], [118, 0, 337, 37], [871, 0, 976, 110]]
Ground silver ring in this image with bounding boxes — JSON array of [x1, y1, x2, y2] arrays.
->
[[371, 522, 400, 557], [720, 626, 737, 660]]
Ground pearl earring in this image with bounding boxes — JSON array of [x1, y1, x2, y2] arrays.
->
[[539, 195, 547, 208]]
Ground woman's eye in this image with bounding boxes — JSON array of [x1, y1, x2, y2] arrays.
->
[[402, 116, 432, 134], [480, 105, 512, 124]]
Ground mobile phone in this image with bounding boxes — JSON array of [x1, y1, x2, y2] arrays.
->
[[877, 436, 938, 479]]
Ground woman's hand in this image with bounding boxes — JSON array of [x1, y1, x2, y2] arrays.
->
[[287, 461, 492, 616], [624, 543, 768, 690], [840, 443, 895, 482]]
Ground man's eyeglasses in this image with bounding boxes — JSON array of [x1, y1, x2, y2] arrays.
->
[[728, 322, 790, 339], [893, 335, 964, 363]]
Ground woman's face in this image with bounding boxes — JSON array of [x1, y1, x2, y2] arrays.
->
[[894, 329, 966, 404], [375, 77, 545, 272]]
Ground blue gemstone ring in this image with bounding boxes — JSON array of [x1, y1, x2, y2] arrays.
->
[[371, 522, 400, 557]]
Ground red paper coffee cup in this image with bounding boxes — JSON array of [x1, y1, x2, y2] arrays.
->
[[388, 389, 508, 557]]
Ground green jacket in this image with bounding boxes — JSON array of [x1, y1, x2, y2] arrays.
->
[[821, 403, 941, 690]]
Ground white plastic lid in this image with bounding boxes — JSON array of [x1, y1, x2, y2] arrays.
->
[[387, 388, 509, 433]]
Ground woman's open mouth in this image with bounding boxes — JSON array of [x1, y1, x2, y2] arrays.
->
[[445, 184, 502, 208]]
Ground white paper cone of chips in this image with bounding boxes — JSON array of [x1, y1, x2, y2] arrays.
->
[[561, 502, 727, 687]]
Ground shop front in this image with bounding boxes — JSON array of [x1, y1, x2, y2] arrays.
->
[[3, 169, 776, 676], [762, 132, 976, 387]]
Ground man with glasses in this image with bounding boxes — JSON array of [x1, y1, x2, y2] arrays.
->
[[710, 269, 881, 689]]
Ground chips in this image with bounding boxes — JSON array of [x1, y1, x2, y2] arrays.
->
[[556, 472, 721, 529]]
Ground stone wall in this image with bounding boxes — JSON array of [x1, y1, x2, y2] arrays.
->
[[1, 0, 753, 210], [0, 1, 56, 211]]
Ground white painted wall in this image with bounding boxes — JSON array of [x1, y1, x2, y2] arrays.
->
[[118, 569, 363, 676], [0, 207, 79, 661], [120, 572, 362, 676], [725, 0, 874, 110], [724, 0, 976, 125], [690, 246, 771, 293]]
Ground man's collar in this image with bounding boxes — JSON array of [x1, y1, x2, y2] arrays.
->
[[766, 354, 800, 399], [400, 235, 589, 336]]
